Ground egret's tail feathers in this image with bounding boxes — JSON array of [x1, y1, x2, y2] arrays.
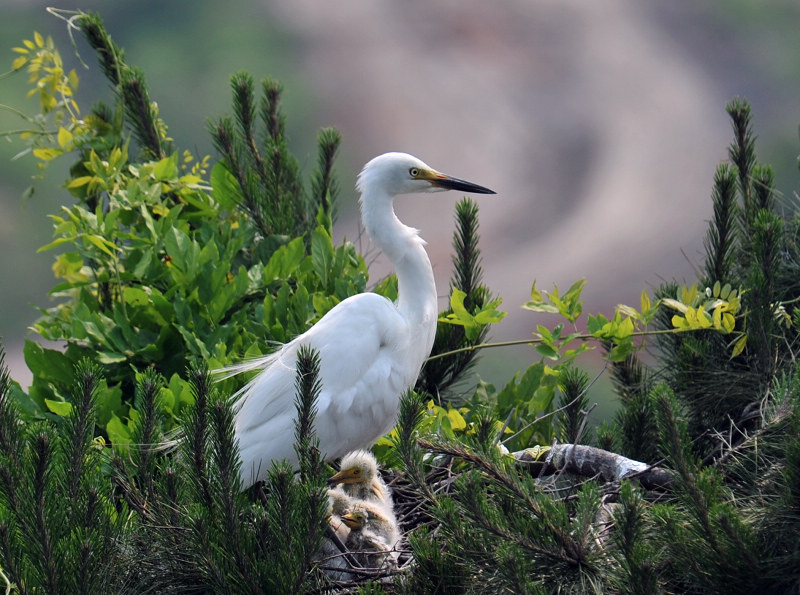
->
[[211, 349, 283, 382]]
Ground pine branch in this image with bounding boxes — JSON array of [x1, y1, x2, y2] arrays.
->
[[30, 431, 58, 592], [119, 67, 166, 158], [77, 13, 169, 159], [76, 12, 124, 85], [612, 481, 661, 594], [293, 345, 322, 483], [182, 364, 213, 510], [129, 367, 163, 504], [393, 390, 436, 503], [417, 198, 492, 400], [310, 127, 342, 229], [726, 98, 756, 227], [231, 72, 267, 181], [556, 366, 591, 445], [703, 163, 738, 285], [62, 359, 101, 523]]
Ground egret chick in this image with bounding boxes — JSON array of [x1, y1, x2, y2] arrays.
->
[[328, 449, 391, 507], [342, 501, 401, 570], [224, 153, 495, 487]]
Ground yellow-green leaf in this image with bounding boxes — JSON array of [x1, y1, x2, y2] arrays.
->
[[85, 234, 120, 258], [641, 289, 651, 315], [66, 176, 95, 189], [34, 31, 44, 47], [446, 409, 467, 431], [57, 127, 72, 149], [32, 147, 62, 161], [672, 315, 688, 330], [152, 204, 170, 217], [680, 284, 698, 305], [11, 55, 27, 70], [731, 335, 747, 358], [696, 308, 712, 329], [722, 312, 735, 333]]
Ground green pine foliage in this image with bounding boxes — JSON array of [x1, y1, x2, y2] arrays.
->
[[417, 198, 495, 402]]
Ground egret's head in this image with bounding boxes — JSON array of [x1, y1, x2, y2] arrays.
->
[[341, 502, 395, 533], [328, 449, 378, 488], [341, 509, 367, 531], [357, 152, 496, 198]]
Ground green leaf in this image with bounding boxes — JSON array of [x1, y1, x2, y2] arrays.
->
[[311, 227, 334, 288], [730, 334, 747, 358], [85, 234, 120, 258], [210, 161, 241, 209], [152, 153, 178, 180], [106, 412, 132, 447], [23, 340, 73, 386], [37, 237, 74, 253], [45, 398, 73, 416]]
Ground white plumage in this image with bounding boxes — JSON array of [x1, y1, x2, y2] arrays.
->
[[224, 153, 495, 487]]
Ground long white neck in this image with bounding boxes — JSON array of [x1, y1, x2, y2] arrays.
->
[[360, 188, 438, 351]]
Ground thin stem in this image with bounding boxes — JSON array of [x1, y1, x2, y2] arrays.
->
[[426, 328, 690, 363]]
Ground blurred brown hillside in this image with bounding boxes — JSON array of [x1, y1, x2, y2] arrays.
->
[[2, 0, 799, 388]]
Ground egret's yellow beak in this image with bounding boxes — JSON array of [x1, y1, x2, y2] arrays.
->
[[427, 170, 496, 194], [328, 468, 360, 486], [341, 513, 363, 530]]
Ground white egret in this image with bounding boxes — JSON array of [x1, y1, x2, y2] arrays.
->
[[225, 152, 495, 487]]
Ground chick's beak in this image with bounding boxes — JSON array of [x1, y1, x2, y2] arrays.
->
[[328, 469, 356, 486], [429, 171, 496, 194], [341, 514, 360, 530]]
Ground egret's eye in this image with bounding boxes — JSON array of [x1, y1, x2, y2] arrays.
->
[[409, 167, 420, 178], [353, 469, 361, 476]]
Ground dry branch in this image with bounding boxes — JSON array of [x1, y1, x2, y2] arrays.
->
[[511, 444, 674, 490]]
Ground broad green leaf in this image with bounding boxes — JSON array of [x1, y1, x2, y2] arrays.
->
[[210, 161, 241, 209], [45, 398, 73, 416], [106, 412, 132, 447], [152, 153, 178, 180]]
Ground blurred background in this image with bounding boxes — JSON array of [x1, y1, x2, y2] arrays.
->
[[2, 0, 799, 412]]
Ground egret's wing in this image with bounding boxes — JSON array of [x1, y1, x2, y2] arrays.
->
[[233, 292, 414, 485]]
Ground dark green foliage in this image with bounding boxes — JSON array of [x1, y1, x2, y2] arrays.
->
[[311, 127, 343, 228], [0, 352, 122, 593], [703, 164, 738, 285], [107, 358, 329, 593], [610, 482, 661, 595], [556, 365, 591, 445], [417, 198, 494, 402], [608, 354, 659, 463], [79, 12, 169, 160], [655, 98, 799, 450], [210, 72, 324, 244]]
